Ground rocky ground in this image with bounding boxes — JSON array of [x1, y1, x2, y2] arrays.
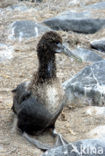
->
[[0, 0, 105, 155]]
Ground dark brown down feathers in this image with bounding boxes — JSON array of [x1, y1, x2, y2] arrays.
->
[[12, 31, 65, 135], [31, 31, 62, 84]]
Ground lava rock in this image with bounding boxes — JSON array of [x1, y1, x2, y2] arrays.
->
[[71, 48, 103, 63], [63, 60, 105, 107], [9, 20, 50, 40], [91, 39, 105, 52], [42, 138, 105, 156], [43, 11, 105, 34]]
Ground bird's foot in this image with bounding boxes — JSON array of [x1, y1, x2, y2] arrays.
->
[[52, 129, 68, 147]]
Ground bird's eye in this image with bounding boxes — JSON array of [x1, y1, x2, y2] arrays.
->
[[56, 41, 59, 44]]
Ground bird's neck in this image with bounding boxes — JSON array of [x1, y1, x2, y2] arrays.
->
[[37, 58, 56, 83]]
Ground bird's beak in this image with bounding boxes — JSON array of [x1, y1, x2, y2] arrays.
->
[[56, 43, 76, 58], [56, 43, 65, 53]]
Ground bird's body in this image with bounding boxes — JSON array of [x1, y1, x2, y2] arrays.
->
[[12, 31, 67, 150], [30, 77, 64, 114], [14, 79, 65, 135]]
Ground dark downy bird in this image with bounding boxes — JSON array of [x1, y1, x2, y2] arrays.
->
[[12, 31, 68, 150]]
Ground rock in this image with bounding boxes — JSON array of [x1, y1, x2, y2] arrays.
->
[[71, 48, 103, 63], [69, 0, 105, 8], [42, 138, 105, 156], [9, 20, 50, 41], [61, 45, 103, 63], [88, 126, 105, 139], [86, 2, 105, 10], [9, 4, 29, 11], [0, 43, 14, 63], [19, 0, 42, 2], [35, 0, 43, 2], [91, 39, 105, 52], [63, 60, 105, 107], [43, 11, 105, 34], [86, 106, 105, 117], [3, 4, 30, 12], [69, 0, 81, 7], [0, 146, 5, 153], [0, 0, 18, 8]]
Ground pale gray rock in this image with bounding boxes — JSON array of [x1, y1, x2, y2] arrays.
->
[[4, 4, 30, 12], [87, 125, 105, 139], [86, 106, 105, 117], [9, 20, 50, 40], [69, 0, 105, 9], [0, 0, 18, 8], [86, 2, 105, 10], [42, 138, 105, 156], [0, 43, 14, 63], [63, 60, 105, 107], [9, 4, 29, 11], [19, 0, 42, 2], [43, 11, 105, 34], [69, 0, 82, 7], [91, 39, 105, 52], [71, 48, 103, 63]]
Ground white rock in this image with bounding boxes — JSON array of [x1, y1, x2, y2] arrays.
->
[[86, 106, 105, 116], [88, 126, 105, 138], [0, 43, 14, 63]]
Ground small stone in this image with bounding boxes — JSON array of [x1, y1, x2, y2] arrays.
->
[[0, 43, 14, 63], [91, 39, 105, 52]]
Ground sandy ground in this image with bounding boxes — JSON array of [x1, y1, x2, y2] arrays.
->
[[1, 0, 105, 155], [1, 41, 105, 156]]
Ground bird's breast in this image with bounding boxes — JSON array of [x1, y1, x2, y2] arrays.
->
[[31, 80, 65, 114]]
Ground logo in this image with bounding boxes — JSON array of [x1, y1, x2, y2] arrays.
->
[[70, 143, 103, 155]]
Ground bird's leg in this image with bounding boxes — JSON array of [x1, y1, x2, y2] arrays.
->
[[23, 132, 51, 151], [52, 129, 68, 146], [23, 129, 68, 151], [11, 114, 18, 133]]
